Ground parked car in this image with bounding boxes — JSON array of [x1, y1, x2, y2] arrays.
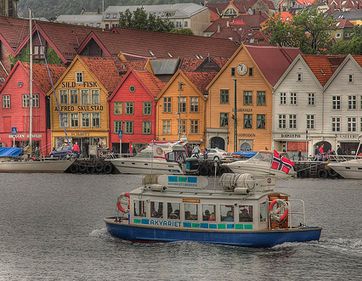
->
[[49, 145, 73, 159], [205, 148, 233, 161]]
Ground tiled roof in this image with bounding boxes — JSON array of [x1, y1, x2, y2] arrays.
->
[[352, 55, 362, 67], [84, 28, 239, 59], [332, 8, 362, 20], [180, 57, 228, 72], [328, 1, 360, 13], [246, 45, 300, 86], [336, 19, 354, 29], [183, 71, 218, 94], [79, 56, 121, 93], [275, 11, 293, 22], [134, 71, 165, 97], [23, 62, 66, 93], [0, 16, 29, 52], [302, 55, 345, 86], [295, 0, 316, 5]]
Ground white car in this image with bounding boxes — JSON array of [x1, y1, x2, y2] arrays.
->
[[205, 148, 232, 161]]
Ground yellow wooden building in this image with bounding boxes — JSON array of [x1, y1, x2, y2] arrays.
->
[[206, 45, 299, 152], [156, 70, 217, 148], [48, 56, 120, 156]]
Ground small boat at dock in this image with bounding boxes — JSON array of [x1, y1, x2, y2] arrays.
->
[[104, 174, 321, 247]]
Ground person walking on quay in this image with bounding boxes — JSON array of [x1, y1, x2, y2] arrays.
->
[[337, 145, 342, 155], [314, 145, 319, 160], [298, 150, 302, 161], [72, 142, 80, 158]]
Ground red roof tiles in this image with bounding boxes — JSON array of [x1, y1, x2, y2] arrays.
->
[[183, 71, 218, 94], [352, 55, 362, 67], [134, 71, 165, 97], [245, 45, 300, 86], [0, 16, 29, 52], [302, 55, 345, 86]]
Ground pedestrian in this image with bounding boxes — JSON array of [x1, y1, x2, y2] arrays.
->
[[314, 145, 319, 161], [336, 145, 342, 155], [72, 142, 80, 158], [298, 150, 302, 161]]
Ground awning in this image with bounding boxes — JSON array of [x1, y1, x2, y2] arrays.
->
[[0, 147, 23, 157]]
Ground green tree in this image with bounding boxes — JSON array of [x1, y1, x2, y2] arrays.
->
[[118, 8, 174, 32], [330, 26, 362, 55], [264, 17, 302, 47]]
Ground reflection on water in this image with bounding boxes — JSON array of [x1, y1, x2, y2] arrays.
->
[[0, 175, 362, 281]]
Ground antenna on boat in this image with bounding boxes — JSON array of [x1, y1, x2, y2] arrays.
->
[[29, 9, 33, 154]]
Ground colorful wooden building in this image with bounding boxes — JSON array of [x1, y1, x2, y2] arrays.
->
[[48, 56, 120, 157], [206, 45, 299, 152], [109, 69, 165, 153], [156, 69, 217, 148], [0, 61, 65, 155]]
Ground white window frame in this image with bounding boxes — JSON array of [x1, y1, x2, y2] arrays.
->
[[2, 95, 10, 108], [76, 72, 84, 84]]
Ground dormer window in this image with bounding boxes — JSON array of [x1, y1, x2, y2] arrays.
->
[[224, 8, 237, 16], [297, 73, 302, 81], [76, 72, 83, 84], [349, 74, 353, 83]]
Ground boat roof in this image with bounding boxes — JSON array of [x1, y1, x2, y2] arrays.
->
[[0, 147, 23, 158]]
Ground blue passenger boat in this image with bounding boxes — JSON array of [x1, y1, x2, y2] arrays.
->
[[104, 174, 321, 247]]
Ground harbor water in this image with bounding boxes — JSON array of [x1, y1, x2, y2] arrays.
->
[[0, 174, 361, 281]]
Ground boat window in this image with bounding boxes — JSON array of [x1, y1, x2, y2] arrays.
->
[[239, 205, 253, 222], [202, 204, 216, 221], [133, 200, 146, 217], [184, 203, 198, 221], [259, 202, 267, 222], [151, 201, 163, 218], [220, 205, 234, 222], [167, 202, 180, 220]]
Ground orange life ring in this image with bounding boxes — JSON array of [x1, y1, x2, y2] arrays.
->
[[269, 198, 289, 222], [116, 192, 130, 213]]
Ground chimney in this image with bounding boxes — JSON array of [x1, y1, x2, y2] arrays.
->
[[217, 24, 221, 33]]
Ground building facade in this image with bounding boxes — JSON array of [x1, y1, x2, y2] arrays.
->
[[109, 69, 164, 154]]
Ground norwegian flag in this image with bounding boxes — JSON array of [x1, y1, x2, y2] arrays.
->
[[271, 150, 295, 174]]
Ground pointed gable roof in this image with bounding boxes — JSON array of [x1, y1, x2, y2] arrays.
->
[[79, 56, 121, 93], [352, 55, 362, 67], [245, 45, 300, 86], [0, 16, 29, 54], [302, 54, 345, 86]]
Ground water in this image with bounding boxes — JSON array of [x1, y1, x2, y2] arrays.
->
[[0, 174, 362, 281]]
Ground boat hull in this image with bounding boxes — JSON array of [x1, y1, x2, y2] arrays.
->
[[328, 160, 362, 179], [104, 218, 321, 248], [109, 158, 183, 175], [0, 159, 75, 173]]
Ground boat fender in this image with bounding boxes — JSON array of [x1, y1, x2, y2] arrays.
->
[[69, 163, 79, 174], [234, 187, 249, 195], [318, 169, 328, 178], [95, 162, 104, 173], [117, 192, 130, 213], [78, 163, 87, 173], [269, 199, 289, 222], [104, 163, 113, 174]]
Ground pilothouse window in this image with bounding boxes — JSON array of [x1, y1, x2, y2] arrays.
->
[[239, 205, 253, 222], [220, 205, 234, 222], [202, 204, 216, 221], [134, 200, 146, 217], [184, 204, 198, 221], [151, 201, 163, 218], [167, 203, 180, 219]]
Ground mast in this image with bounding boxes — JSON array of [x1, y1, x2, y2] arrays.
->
[[29, 8, 33, 152]]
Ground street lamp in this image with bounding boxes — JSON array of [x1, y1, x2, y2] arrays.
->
[[232, 70, 237, 152]]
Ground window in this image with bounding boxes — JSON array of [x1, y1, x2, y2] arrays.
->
[[256, 91, 266, 106], [348, 96, 356, 110], [184, 204, 198, 221], [114, 102, 122, 115], [278, 114, 286, 129], [82, 113, 90, 127], [178, 97, 186, 113], [244, 114, 252, 128], [114, 121, 122, 133], [290, 92, 297, 105], [360, 117, 362, 132], [162, 120, 171, 135], [70, 90, 78, 104], [256, 114, 265, 129], [60, 90, 68, 104], [332, 117, 340, 132], [190, 97, 199, 112], [190, 120, 199, 134], [151, 201, 163, 218], [2, 95, 10, 108], [332, 96, 341, 110], [133, 200, 146, 217], [126, 102, 134, 115], [59, 113, 68, 128], [231, 68, 235, 77], [32, 94, 39, 107], [224, 8, 237, 16], [70, 113, 79, 127], [297, 73, 302, 81], [142, 121, 151, 134], [280, 92, 286, 105], [76, 72, 83, 83], [81, 90, 89, 105], [349, 74, 353, 82], [259, 202, 267, 222], [184, 21, 188, 27], [22, 94, 30, 107], [289, 114, 297, 129], [92, 90, 100, 104], [178, 119, 186, 135], [306, 114, 315, 129], [243, 91, 252, 105], [33, 45, 45, 59], [202, 204, 216, 221], [163, 97, 171, 113], [167, 203, 180, 219], [220, 205, 234, 222], [308, 93, 315, 105], [220, 89, 229, 104], [143, 102, 152, 115], [239, 205, 253, 222], [220, 113, 228, 127], [92, 112, 100, 128], [125, 121, 133, 134], [347, 117, 356, 132], [249, 67, 253, 76]]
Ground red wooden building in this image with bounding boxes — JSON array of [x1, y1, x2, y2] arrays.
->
[[109, 69, 165, 153], [0, 61, 65, 155]]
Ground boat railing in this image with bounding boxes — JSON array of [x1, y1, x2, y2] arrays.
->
[[328, 154, 362, 162]]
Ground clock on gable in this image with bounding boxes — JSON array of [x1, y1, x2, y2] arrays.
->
[[237, 63, 248, 76]]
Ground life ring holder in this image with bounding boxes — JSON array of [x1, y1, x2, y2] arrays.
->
[[116, 192, 130, 213], [269, 199, 289, 222]]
